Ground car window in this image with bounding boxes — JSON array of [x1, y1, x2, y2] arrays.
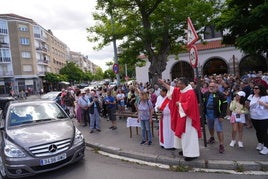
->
[[8, 103, 68, 127]]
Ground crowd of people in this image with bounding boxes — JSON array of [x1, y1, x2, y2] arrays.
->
[[56, 71, 268, 161]]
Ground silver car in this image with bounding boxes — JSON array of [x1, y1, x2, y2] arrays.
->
[[0, 100, 85, 178]]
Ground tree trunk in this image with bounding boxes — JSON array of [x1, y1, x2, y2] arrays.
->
[[148, 55, 167, 85]]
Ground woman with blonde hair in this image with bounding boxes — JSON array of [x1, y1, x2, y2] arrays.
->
[[137, 91, 154, 145]]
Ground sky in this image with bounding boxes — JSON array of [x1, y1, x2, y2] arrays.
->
[[1, 0, 113, 71]]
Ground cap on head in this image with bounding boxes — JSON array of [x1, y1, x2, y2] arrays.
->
[[237, 91, 246, 97]]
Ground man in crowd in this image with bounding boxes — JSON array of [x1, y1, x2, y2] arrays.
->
[[203, 82, 227, 153]]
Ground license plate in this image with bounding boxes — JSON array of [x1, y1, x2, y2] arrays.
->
[[40, 153, 67, 166]]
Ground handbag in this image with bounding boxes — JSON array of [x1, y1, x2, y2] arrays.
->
[[230, 114, 236, 123]]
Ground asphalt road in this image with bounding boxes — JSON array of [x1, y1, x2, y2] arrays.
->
[[6, 147, 265, 179]]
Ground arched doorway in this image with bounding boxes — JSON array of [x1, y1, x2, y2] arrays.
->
[[203, 58, 228, 75], [171, 61, 194, 80], [239, 55, 267, 76]]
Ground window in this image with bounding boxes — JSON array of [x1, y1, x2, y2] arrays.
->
[[18, 24, 29, 32], [21, 52, 31, 59], [23, 65, 32, 72], [20, 38, 30, 45], [0, 49, 11, 62], [204, 26, 222, 39], [0, 20, 8, 34]]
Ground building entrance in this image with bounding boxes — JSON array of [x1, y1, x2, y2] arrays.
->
[[203, 58, 228, 75], [170, 61, 194, 80]]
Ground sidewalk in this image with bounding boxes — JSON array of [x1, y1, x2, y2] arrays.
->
[[75, 116, 268, 172]]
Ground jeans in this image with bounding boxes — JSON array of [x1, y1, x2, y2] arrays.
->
[[89, 108, 100, 130], [140, 120, 152, 142]]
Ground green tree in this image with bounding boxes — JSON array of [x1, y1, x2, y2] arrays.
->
[[215, 0, 268, 56], [103, 69, 116, 81], [59, 62, 84, 84], [87, 0, 221, 84], [93, 67, 104, 80], [44, 72, 68, 90], [83, 71, 94, 82]]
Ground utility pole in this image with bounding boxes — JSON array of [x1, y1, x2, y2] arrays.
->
[[110, 6, 120, 86]]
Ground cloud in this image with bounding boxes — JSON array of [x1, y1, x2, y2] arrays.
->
[[1, 0, 114, 71]]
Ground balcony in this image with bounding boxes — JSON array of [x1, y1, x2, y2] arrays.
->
[[37, 59, 49, 65], [0, 28, 8, 34], [36, 46, 48, 53], [34, 34, 47, 42], [0, 57, 11, 63], [0, 70, 13, 76], [0, 42, 9, 48]]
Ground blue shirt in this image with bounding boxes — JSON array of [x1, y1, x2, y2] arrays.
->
[[104, 96, 116, 109], [206, 94, 215, 119]]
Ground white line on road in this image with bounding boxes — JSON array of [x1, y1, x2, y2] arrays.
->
[[97, 150, 268, 176]]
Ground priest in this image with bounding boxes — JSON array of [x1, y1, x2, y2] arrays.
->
[[158, 77, 201, 161], [155, 87, 174, 149]]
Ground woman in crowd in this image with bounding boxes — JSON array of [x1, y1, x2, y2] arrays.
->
[[247, 84, 268, 155], [229, 91, 248, 148], [137, 91, 154, 145]]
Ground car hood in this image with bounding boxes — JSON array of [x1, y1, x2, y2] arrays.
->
[[6, 120, 74, 148]]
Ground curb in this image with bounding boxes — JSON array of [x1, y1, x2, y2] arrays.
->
[[85, 142, 268, 172]]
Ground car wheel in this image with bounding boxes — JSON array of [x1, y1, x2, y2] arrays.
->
[[0, 156, 8, 179]]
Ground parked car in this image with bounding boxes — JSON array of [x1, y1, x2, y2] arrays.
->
[[40, 91, 61, 105], [0, 100, 85, 178], [0, 97, 15, 110]]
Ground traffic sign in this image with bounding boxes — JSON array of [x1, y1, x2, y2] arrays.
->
[[187, 17, 198, 47], [189, 45, 198, 68], [113, 64, 119, 74]]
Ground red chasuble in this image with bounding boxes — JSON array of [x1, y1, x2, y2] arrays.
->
[[169, 87, 202, 138]]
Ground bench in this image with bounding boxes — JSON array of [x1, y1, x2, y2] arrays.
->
[[126, 117, 156, 138], [115, 111, 138, 118], [115, 110, 160, 138]]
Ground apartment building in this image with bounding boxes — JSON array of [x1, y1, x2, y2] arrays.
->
[[69, 51, 99, 73], [0, 13, 99, 95]]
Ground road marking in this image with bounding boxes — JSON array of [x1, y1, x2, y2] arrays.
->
[[97, 150, 268, 176], [98, 151, 169, 169]]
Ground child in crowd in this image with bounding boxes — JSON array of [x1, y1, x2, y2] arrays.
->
[[229, 91, 248, 148]]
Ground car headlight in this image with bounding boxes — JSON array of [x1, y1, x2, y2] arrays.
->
[[74, 127, 84, 145], [4, 140, 26, 158]]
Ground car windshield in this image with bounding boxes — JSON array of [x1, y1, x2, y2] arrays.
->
[[8, 103, 68, 127]]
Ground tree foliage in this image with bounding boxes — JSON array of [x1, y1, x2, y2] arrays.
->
[[87, 0, 221, 84], [215, 0, 268, 55], [44, 72, 67, 83], [103, 69, 116, 80], [59, 62, 84, 83], [93, 67, 104, 80]]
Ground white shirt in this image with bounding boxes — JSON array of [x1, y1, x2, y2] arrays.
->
[[247, 94, 268, 120]]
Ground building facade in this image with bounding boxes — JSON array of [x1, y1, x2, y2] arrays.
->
[[136, 33, 268, 84], [0, 13, 99, 95], [68, 51, 98, 73]]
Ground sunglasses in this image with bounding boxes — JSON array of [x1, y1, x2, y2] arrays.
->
[[254, 87, 259, 89]]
